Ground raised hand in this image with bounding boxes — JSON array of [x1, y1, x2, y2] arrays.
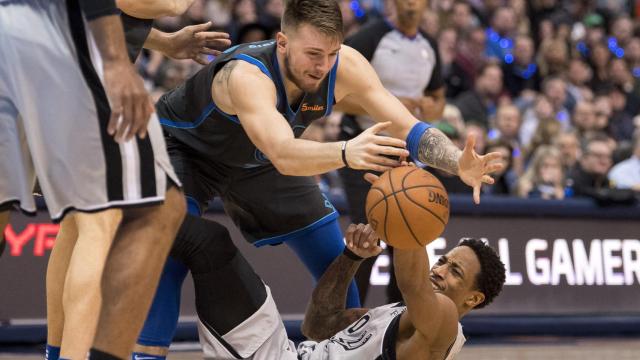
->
[[164, 22, 231, 65], [458, 133, 504, 204], [345, 223, 383, 259], [345, 122, 410, 172]]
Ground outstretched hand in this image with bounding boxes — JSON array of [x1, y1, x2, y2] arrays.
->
[[345, 223, 383, 259], [458, 134, 504, 204], [166, 22, 231, 65]]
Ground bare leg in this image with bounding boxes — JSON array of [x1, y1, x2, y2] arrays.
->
[[45, 214, 79, 347], [93, 187, 185, 358], [59, 209, 123, 360]]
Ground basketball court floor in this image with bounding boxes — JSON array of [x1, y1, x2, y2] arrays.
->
[[2, 337, 640, 359]]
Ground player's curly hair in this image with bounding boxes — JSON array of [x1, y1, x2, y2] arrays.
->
[[457, 238, 506, 309]]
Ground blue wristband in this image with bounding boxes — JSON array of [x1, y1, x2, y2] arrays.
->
[[406, 121, 432, 162]]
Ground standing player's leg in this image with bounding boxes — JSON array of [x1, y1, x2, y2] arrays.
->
[[59, 210, 123, 360], [92, 186, 185, 359], [46, 214, 79, 360]]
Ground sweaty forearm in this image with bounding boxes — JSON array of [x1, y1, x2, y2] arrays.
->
[[143, 28, 169, 52], [271, 139, 345, 176], [417, 128, 461, 175], [302, 254, 365, 341]]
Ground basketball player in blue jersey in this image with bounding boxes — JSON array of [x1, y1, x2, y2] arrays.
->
[[132, 0, 505, 357]]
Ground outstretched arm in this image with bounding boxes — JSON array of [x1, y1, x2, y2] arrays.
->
[[217, 61, 408, 176], [302, 224, 381, 341], [334, 46, 503, 203]]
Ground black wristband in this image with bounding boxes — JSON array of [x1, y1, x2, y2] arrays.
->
[[343, 246, 364, 261], [341, 141, 349, 168]]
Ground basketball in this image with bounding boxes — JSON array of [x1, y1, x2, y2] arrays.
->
[[365, 166, 449, 249]]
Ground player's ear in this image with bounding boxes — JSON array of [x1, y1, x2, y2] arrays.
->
[[276, 32, 288, 51], [465, 291, 485, 309]]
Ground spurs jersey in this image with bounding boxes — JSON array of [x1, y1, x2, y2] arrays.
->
[[297, 302, 466, 360]]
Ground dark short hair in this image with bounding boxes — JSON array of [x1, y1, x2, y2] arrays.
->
[[281, 0, 344, 40], [457, 238, 506, 309]]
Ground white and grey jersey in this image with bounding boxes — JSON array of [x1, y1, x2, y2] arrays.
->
[[344, 18, 443, 129], [297, 303, 466, 360]]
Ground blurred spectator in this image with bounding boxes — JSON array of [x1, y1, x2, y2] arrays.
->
[[446, 26, 487, 98], [483, 139, 516, 195], [566, 58, 593, 103], [465, 121, 487, 154], [450, 0, 475, 33], [442, 103, 466, 135], [608, 131, 640, 191], [527, 115, 562, 159], [510, 0, 530, 36], [438, 27, 458, 86], [228, 0, 258, 42], [593, 95, 614, 135], [609, 15, 634, 49], [454, 62, 503, 128], [491, 103, 524, 175], [588, 42, 613, 92], [566, 135, 636, 205], [538, 38, 570, 77], [420, 9, 440, 38], [502, 35, 540, 98], [516, 145, 567, 200], [258, 0, 284, 31], [554, 130, 581, 172], [572, 100, 598, 138], [520, 78, 569, 147], [236, 22, 270, 43], [485, 7, 517, 62], [625, 37, 640, 76], [605, 88, 636, 142]]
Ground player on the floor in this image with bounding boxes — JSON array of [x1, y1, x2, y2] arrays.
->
[[134, 0, 503, 357], [296, 222, 506, 359], [0, 0, 186, 359]]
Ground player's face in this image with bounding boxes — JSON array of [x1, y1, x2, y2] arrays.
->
[[278, 24, 341, 93], [429, 246, 484, 313]]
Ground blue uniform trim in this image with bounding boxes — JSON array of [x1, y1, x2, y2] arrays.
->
[[271, 52, 299, 119], [185, 196, 202, 216], [253, 210, 339, 247], [323, 55, 339, 118], [159, 102, 215, 129], [212, 103, 240, 124], [406, 121, 432, 162], [234, 54, 272, 80]]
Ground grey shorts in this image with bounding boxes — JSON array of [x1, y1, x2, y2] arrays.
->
[[0, 0, 179, 221]]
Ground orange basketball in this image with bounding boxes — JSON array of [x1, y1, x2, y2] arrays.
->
[[365, 166, 449, 249]]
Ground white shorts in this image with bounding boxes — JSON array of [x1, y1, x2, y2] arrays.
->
[[0, 0, 179, 221]]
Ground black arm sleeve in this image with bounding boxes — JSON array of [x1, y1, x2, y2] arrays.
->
[[423, 33, 444, 92], [121, 13, 154, 62], [78, 0, 120, 21]]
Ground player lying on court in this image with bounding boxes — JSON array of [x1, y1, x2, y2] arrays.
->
[[297, 222, 506, 359], [136, 0, 504, 356]]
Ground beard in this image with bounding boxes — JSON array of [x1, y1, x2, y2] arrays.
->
[[284, 52, 322, 93]]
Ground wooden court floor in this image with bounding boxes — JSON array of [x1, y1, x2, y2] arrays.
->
[[1, 338, 640, 359]]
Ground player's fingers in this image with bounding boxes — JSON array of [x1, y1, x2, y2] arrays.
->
[[189, 21, 212, 34], [107, 106, 122, 136], [473, 184, 481, 204], [117, 94, 133, 142], [205, 38, 232, 48], [363, 173, 379, 184], [463, 133, 476, 154], [359, 224, 374, 248], [373, 145, 410, 159], [482, 175, 495, 184], [200, 47, 220, 56], [485, 162, 504, 174], [346, 224, 357, 247], [368, 121, 392, 134], [373, 135, 406, 149], [482, 151, 503, 163], [196, 30, 230, 41], [194, 55, 209, 66], [369, 154, 402, 167]]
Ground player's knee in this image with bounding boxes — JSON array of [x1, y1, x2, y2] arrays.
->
[[170, 215, 236, 274]]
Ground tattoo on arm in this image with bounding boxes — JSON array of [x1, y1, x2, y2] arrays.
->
[[302, 255, 368, 341], [214, 60, 238, 86], [418, 128, 461, 175]]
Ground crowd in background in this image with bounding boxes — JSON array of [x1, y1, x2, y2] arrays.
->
[[136, 0, 640, 205]]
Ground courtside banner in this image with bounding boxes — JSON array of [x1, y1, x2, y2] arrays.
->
[[1, 205, 638, 321]]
